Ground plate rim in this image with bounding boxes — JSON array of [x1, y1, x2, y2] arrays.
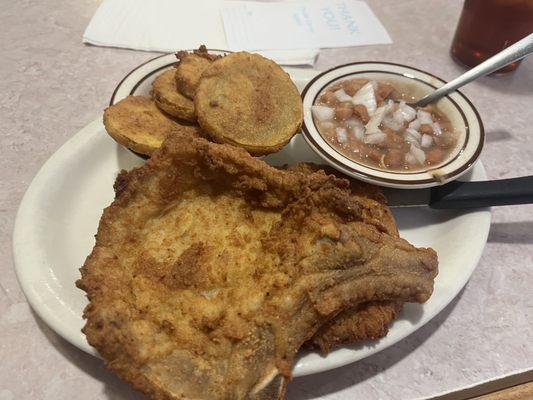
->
[[109, 49, 233, 106], [109, 51, 319, 107], [12, 119, 103, 356], [12, 117, 491, 376]]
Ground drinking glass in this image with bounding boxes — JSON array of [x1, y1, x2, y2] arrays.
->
[[451, 0, 533, 73]]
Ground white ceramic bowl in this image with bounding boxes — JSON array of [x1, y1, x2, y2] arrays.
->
[[301, 62, 484, 188]]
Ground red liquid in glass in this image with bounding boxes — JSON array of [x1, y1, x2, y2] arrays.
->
[[451, 0, 533, 73]]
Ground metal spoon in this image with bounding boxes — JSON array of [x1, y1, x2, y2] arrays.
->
[[411, 33, 533, 108]]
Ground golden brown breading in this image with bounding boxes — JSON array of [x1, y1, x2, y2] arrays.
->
[[151, 69, 196, 122], [283, 163, 398, 236], [309, 301, 403, 353], [285, 163, 403, 352], [77, 135, 438, 400], [194, 52, 303, 155], [174, 45, 222, 99], [103, 95, 202, 156]]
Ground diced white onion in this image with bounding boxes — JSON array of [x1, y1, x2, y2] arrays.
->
[[336, 127, 347, 143], [319, 121, 335, 130], [352, 82, 377, 115], [312, 105, 334, 122], [421, 134, 433, 148], [346, 118, 365, 140], [398, 102, 417, 122], [345, 118, 358, 128], [353, 125, 365, 140], [417, 110, 433, 124], [383, 114, 403, 131], [365, 104, 391, 135], [410, 144, 426, 164], [404, 128, 422, 144], [408, 118, 421, 130], [334, 89, 353, 102], [405, 153, 416, 165], [364, 132, 387, 144], [392, 109, 405, 125], [432, 122, 442, 136]]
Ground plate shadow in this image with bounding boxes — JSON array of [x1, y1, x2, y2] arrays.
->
[[287, 289, 465, 400], [488, 220, 533, 244], [32, 310, 148, 400], [116, 144, 146, 171], [31, 286, 464, 400]]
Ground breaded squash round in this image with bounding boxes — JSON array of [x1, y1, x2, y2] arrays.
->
[[194, 52, 303, 155], [151, 69, 196, 122], [103, 96, 202, 156], [174, 45, 221, 99]]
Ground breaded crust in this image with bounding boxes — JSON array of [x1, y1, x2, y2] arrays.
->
[[309, 301, 403, 353], [194, 52, 303, 155], [103, 96, 202, 156], [151, 69, 196, 122], [77, 134, 438, 400], [286, 164, 403, 353], [174, 45, 222, 99], [285, 163, 398, 235]]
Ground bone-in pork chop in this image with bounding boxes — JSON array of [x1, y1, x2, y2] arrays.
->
[[284, 163, 404, 352], [77, 134, 438, 400]]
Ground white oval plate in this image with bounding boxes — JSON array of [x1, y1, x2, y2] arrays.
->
[[13, 63, 491, 377]]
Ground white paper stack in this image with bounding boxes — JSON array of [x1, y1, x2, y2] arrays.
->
[[221, 0, 392, 51], [84, 0, 392, 66], [83, 0, 320, 65]]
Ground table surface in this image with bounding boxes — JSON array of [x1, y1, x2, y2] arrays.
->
[[1, 1, 532, 399]]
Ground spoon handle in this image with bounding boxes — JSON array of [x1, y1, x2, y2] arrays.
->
[[415, 33, 533, 107]]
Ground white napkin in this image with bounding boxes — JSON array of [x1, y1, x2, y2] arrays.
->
[[83, 0, 319, 66]]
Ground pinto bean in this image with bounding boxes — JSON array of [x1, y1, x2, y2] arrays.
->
[[434, 134, 455, 148], [419, 124, 433, 135], [384, 149, 404, 168], [343, 78, 369, 96], [430, 107, 446, 121], [439, 120, 453, 133], [426, 148, 444, 164], [381, 132, 405, 149], [389, 89, 402, 101], [352, 104, 370, 124], [335, 102, 354, 120], [360, 147, 381, 163], [375, 83, 394, 104], [376, 128, 402, 149], [319, 91, 337, 105]]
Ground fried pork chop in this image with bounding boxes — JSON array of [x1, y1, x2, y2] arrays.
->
[[77, 135, 438, 400], [310, 301, 403, 352], [285, 163, 404, 352]]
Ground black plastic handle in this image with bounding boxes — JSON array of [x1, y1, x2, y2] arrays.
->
[[429, 176, 533, 209]]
